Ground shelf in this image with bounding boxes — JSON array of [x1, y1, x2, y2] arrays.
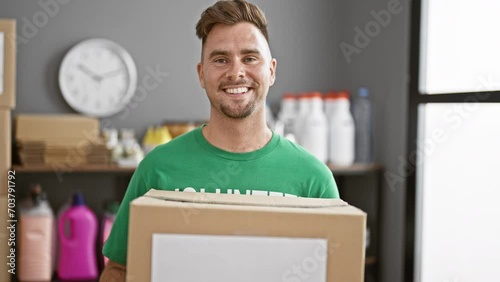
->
[[11, 164, 136, 174], [327, 163, 383, 176], [12, 163, 382, 176]]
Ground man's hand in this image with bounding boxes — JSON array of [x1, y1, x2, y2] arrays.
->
[[100, 260, 126, 282]]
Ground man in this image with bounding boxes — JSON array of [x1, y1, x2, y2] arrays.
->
[[100, 0, 339, 280]]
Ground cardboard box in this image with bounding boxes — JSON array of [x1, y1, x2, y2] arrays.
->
[[0, 196, 11, 281], [0, 19, 16, 109], [15, 114, 100, 142], [0, 109, 11, 195], [127, 190, 366, 282]]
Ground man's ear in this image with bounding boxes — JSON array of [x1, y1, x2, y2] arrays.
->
[[269, 58, 277, 86], [197, 63, 205, 89]]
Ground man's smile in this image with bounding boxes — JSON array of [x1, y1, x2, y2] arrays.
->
[[223, 86, 252, 95]]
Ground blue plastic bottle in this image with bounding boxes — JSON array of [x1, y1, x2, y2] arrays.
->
[[353, 87, 374, 164]]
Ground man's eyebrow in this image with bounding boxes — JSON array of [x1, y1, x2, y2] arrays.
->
[[208, 49, 262, 59], [208, 50, 229, 59], [241, 49, 261, 56]]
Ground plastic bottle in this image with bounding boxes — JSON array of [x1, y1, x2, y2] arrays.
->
[[58, 192, 98, 280], [265, 102, 275, 130], [353, 87, 374, 164], [276, 93, 297, 142], [324, 91, 337, 121], [55, 196, 71, 276], [118, 128, 144, 167], [324, 92, 339, 162], [300, 92, 328, 163], [18, 184, 55, 281], [142, 126, 156, 155], [101, 201, 120, 267], [294, 93, 311, 145], [157, 126, 173, 145], [328, 91, 355, 166]]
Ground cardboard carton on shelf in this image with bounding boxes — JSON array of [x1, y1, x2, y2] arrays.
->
[[127, 189, 366, 282], [0, 19, 16, 109], [14, 114, 111, 167], [15, 114, 100, 142]]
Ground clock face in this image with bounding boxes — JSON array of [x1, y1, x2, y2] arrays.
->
[[59, 38, 137, 117]]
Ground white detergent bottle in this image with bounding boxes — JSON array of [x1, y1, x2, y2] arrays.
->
[[294, 93, 311, 145], [324, 91, 337, 121], [328, 91, 355, 166], [301, 92, 328, 163], [277, 93, 297, 142], [18, 184, 55, 281], [265, 102, 275, 131]]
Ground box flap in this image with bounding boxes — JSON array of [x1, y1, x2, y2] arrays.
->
[[142, 189, 347, 209]]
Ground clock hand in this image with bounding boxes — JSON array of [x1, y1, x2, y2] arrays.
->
[[100, 68, 125, 79], [77, 64, 101, 82]]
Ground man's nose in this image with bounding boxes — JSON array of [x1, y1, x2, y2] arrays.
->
[[226, 61, 245, 80]]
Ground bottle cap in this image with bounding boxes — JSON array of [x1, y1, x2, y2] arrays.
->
[[72, 192, 85, 206], [358, 87, 369, 97], [298, 93, 310, 99], [324, 92, 338, 100], [310, 92, 322, 99], [337, 90, 350, 100], [30, 184, 43, 205], [282, 93, 296, 100]]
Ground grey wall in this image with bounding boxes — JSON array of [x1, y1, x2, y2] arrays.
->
[[1, 1, 410, 281], [1, 0, 339, 137], [336, 1, 410, 282]]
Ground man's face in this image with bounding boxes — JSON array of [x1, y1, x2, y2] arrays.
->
[[197, 22, 277, 119]]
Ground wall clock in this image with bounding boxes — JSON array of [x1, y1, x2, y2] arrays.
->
[[59, 38, 137, 117]]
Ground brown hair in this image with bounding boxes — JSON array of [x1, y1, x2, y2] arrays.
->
[[196, 0, 269, 45]]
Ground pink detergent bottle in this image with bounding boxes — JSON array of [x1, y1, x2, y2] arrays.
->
[[101, 201, 120, 267], [57, 192, 98, 280]]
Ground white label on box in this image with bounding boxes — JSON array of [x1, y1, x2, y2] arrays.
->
[[151, 234, 328, 282], [0, 32, 4, 95]]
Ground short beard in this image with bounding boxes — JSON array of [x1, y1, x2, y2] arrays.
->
[[219, 102, 255, 119]]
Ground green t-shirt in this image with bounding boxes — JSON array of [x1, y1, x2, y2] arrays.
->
[[103, 125, 339, 265]]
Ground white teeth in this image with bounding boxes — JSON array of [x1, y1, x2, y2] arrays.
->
[[225, 87, 249, 94]]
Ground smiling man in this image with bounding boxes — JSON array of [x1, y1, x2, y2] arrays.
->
[[100, 1, 339, 280]]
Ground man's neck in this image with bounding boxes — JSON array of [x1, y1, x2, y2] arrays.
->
[[202, 112, 272, 153]]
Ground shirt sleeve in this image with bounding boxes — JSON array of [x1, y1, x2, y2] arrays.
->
[[102, 167, 149, 265], [319, 176, 340, 199]]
